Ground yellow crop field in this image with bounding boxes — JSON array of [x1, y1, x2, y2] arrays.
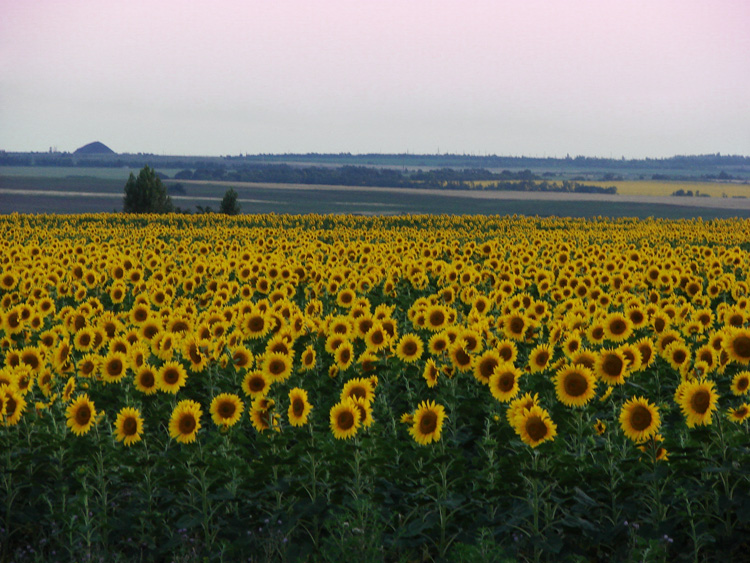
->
[[1, 213, 750, 561], [582, 180, 750, 198]]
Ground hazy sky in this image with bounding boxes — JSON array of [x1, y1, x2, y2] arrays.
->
[[1, 0, 749, 158]]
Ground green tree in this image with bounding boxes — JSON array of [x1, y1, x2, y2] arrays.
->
[[123, 165, 173, 213], [219, 188, 241, 215]]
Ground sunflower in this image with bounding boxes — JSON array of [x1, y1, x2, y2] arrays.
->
[[428, 332, 450, 355], [603, 312, 633, 343], [351, 396, 374, 428], [182, 335, 209, 373], [513, 405, 557, 448], [449, 341, 474, 372], [637, 434, 669, 462], [340, 377, 375, 404], [300, 345, 317, 371], [496, 339, 518, 364], [562, 332, 582, 358], [422, 359, 440, 388], [528, 344, 553, 373], [664, 341, 691, 372], [409, 400, 446, 445], [261, 352, 293, 384], [210, 393, 244, 428], [62, 376, 76, 402], [395, 333, 424, 363], [156, 361, 188, 394], [242, 371, 270, 398], [240, 311, 271, 340], [473, 349, 501, 385], [727, 403, 750, 423], [634, 338, 656, 369], [230, 345, 254, 370], [134, 365, 158, 395], [330, 398, 361, 440], [488, 363, 522, 403], [731, 371, 750, 396], [502, 312, 531, 341], [287, 387, 312, 427], [619, 396, 660, 443], [66, 394, 97, 436], [1, 387, 26, 426], [113, 406, 144, 446], [169, 399, 202, 444], [723, 327, 750, 365], [250, 398, 279, 433], [595, 349, 628, 386], [593, 419, 607, 435], [677, 378, 719, 427], [554, 364, 597, 408], [424, 304, 449, 331], [506, 392, 538, 426], [334, 339, 355, 370]]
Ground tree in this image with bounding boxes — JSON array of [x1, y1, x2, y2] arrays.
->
[[219, 188, 241, 215], [123, 165, 173, 213]]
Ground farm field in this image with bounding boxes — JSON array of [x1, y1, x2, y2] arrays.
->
[[1, 213, 750, 561], [3, 173, 750, 219]]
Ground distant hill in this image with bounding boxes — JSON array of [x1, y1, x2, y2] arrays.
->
[[74, 142, 115, 155]]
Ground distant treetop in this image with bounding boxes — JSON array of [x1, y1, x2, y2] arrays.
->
[[74, 142, 116, 155]]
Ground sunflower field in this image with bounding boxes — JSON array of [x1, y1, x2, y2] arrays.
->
[[2, 213, 750, 562]]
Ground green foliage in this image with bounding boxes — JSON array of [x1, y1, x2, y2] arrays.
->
[[122, 165, 173, 213], [220, 188, 241, 215]]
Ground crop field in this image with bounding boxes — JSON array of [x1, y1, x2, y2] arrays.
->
[[1, 213, 750, 562], [3, 173, 750, 219], [581, 181, 750, 199]]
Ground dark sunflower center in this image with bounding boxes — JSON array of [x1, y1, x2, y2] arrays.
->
[[249, 376, 266, 392], [108, 359, 123, 376], [429, 310, 445, 326], [143, 324, 159, 339], [189, 345, 202, 364], [563, 372, 588, 397], [163, 368, 179, 384], [738, 377, 749, 391], [179, 414, 196, 434], [499, 347, 514, 361], [672, 349, 687, 364], [419, 411, 437, 434], [403, 341, 418, 356], [654, 318, 666, 332], [509, 317, 524, 334], [370, 331, 384, 345], [526, 416, 548, 441], [292, 398, 305, 417], [732, 335, 750, 359], [123, 417, 138, 436], [140, 371, 155, 388], [134, 308, 148, 322], [337, 411, 355, 431], [630, 311, 644, 324], [248, 316, 265, 332], [639, 346, 653, 364], [433, 339, 447, 352], [75, 405, 91, 426], [630, 405, 652, 431], [690, 390, 711, 414], [339, 349, 351, 363], [602, 354, 623, 377], [479, 358, 498, 379], [269, 359, 285, 375], [218, 401, 236, 419], [498, 372, 515, 392], [535, 351, 549, 366], [455, 348, 471, 366], [350, 386, 366, 400], [610, 319, 627, 335]]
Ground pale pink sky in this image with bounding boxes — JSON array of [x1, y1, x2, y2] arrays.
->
[[1, 0, 748, 157]]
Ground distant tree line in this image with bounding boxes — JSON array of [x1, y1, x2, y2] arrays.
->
[[2, 150, 748, 175], [170, 164, 618, 194]]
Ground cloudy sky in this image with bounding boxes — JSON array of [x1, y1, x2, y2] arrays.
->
[[1, 0, 748, 158]]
